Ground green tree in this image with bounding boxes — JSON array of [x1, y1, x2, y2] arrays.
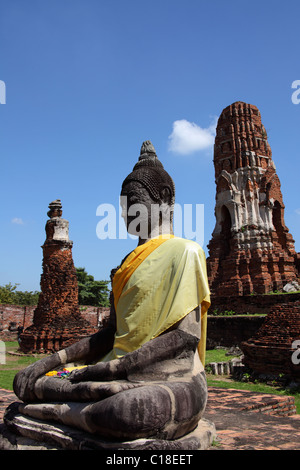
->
[[76, 267, 110, 307], [0, 283, 40, 305], [14, 290, 40, 306], [0, 283, 18, 304]]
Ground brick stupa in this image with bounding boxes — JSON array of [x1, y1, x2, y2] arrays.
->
[[207, 101, 300, 296], [20, 200, 98, 353]]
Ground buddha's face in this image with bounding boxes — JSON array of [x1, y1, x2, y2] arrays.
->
[[121, 181, 155, 238], [121, 180, 173, 240]]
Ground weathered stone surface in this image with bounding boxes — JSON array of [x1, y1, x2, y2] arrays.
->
[[207, 101, 300, 297], [1, 402, 216, 450]]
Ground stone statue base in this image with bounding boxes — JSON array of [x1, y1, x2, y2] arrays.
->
[[0, 402, 216, 451]]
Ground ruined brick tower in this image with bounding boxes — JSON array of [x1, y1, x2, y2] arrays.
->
[[207, 101, 300, 296], [20, 200, 98, 353]]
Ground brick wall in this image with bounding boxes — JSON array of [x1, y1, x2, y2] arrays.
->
[[207, 315, 266, 349], [0, 304, 35, 331], [210, 293, 300, 315], [0, 304, 110, 341]]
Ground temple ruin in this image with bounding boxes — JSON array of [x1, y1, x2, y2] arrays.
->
[[19, 200, 98, 353], [207, 101, 300, 296]]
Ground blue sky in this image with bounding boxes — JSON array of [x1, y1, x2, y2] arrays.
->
[[0, 0, 299, 292]]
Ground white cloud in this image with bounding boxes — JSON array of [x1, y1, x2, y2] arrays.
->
[[168, 117, 217, 155], [11, 217, 24, 225], [295, 209, 300, 215]]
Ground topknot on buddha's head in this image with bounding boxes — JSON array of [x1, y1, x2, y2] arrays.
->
[[122, 141, 175, 205]]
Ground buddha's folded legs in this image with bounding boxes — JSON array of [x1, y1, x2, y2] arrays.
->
[[19, 372, 207, 441], [33, 375, 144, 402]]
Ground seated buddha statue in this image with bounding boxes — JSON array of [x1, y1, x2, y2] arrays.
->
[[13, 141, 211, 443]]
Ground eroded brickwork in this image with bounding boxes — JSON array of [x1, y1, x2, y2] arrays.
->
[[207, 101, 300, 296], [19, 200, 99, 353]]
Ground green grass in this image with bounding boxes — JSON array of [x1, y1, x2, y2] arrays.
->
[[0, 341, 47, 390], [0, 370, 18, 390], [205, 348, 233, 364]]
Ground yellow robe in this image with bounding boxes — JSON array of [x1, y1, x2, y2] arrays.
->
[[104, 235, 210, 365]]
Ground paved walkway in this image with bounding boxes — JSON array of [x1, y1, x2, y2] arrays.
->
[[204, 387, 300, 450], [1, 387, 300, 450]]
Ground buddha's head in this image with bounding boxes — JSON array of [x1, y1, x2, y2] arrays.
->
[[121, 141, 175, 241]]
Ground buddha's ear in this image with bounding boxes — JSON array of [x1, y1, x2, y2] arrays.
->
[[160, 186, 172, 205]]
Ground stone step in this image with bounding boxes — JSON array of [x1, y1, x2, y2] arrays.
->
[[206, 359, 244, 375]]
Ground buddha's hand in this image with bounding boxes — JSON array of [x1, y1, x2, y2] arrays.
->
[[68, 359, 123, 383], [13, 352, 63, 402]]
